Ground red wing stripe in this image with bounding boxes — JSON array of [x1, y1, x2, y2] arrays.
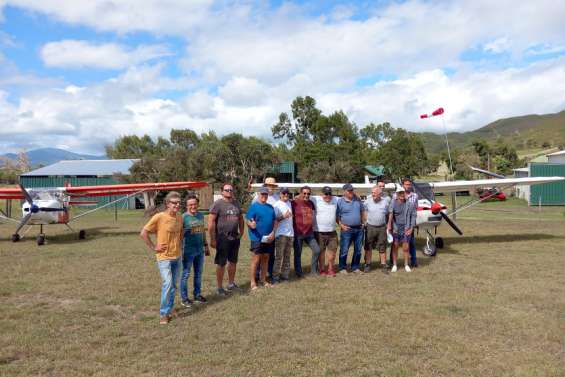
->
[[0, 188, 23, 200]]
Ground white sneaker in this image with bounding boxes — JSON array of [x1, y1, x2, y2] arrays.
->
[[405, 265, 411, 272], [391, 265, 397, 273]]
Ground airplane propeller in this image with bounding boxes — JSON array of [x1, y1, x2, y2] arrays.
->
[[409, 180, 463, 235]]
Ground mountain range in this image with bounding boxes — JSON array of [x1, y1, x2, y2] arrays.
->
[[1, 148, 106, 167], [2, 110, 564, 167]]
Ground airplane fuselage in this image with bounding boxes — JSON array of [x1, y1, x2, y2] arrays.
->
[[22, 199, 69, 225]]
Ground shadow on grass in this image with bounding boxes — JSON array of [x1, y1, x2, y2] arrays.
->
[[12, 226, 140, 245]]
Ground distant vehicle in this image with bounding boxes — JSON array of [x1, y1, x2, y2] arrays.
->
[[477, 187, 506, 201]]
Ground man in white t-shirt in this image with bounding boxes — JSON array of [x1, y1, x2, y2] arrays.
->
[[312, 186, 339, 276], [272, 187, 294, 283]]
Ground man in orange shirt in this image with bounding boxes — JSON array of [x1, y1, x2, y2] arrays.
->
[[140, 191, 183, 325]]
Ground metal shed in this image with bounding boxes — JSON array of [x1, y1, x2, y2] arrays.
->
[[20, 159, 139, 208], [529, 163, 565, 205]]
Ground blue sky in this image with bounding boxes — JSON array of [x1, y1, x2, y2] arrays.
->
[[1, 0, 564, 154]]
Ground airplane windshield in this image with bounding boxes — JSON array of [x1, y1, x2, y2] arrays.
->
[[27, 189, 65, 201]]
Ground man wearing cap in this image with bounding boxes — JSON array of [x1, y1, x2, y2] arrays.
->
[[291, 186, 321, 277], [246, 187, 277, 290], [252, 177, 280, 280], [337, 184, 364, 273], [272, 187, 293, 283], [363, 185, 391, 273], [312, 186, 339, 276], [388, 186, 417, 272], [392, 178, 419, 268]]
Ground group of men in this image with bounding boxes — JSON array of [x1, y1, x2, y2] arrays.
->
[[140, 178, 419, 324]]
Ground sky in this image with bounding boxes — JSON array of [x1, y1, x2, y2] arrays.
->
[[0, 0, 564, 154]]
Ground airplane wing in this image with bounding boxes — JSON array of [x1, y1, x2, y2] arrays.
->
[[426, 177, 565, 194], [64, 181, 209, 197], [251, 176, 565, 194], [0, 187, 24, 200]]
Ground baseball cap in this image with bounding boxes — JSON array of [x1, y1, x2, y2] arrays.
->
[[259, 187, 269, 194], [395, 186, 405, 193], [342, 183, 354, 191], [280, 187, 290, 194], [322, 186, 332, 194]]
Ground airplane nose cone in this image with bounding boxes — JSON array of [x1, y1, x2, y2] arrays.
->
[[431, 202, 442, 214]]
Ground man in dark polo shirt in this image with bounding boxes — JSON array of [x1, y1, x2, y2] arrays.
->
[[337, 183, 364, 273], [291, 186, 321, 277]]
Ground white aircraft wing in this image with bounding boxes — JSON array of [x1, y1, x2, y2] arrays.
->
[[426, 176, 565, 194], [251, 176, 565, 194]]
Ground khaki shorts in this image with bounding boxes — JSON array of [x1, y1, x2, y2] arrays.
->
[[364, 224, 387, 253], [315, 231, 338, 253]]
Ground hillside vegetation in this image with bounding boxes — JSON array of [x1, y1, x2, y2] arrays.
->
[[420, 111, 565, 155]]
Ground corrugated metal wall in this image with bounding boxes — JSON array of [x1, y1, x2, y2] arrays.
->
[[529, 163, 565, 205], [20, 176, 130, 207]]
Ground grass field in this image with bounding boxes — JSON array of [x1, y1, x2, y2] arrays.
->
[[1, 199, 564, 376]]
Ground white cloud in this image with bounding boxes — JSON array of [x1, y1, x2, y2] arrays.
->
[[40, 40, 171, 69], [483, 37, 511, 54]]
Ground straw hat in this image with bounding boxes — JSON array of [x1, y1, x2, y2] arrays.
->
[[264, 177, 278, 187]]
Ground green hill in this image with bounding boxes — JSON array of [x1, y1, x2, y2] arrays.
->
[[419, 110, 565, 155]]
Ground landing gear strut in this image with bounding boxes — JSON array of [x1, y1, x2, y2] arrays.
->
[[37, 224, 46, 246], [424, 229, 444, 256]]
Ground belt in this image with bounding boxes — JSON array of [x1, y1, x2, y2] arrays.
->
[[367, 224, 386, 228], [346, 225, 362, 229]]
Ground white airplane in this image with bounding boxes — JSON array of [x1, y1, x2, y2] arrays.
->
[[0, 181, 208, 245], [251, 175, 565, 256]]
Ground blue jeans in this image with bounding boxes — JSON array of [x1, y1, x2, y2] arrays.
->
[[180, 252, 204, 300], [409, 234, 417, 266], [339, 227, 363, 271], [157, 258, 180, 316], [293, 233, 321, 275]]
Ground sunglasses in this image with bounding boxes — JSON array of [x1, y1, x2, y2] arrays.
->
[[303, 192, 311, 196], [323, 193, 331, 196], [223, 189, 233, 192]]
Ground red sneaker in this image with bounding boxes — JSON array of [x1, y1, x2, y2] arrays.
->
[[326, 270, 336, 277], [320, 270, 328, 276]]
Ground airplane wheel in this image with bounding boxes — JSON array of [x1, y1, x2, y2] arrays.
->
[[37, 234, 45, 246], [11, 234, 20, 242], [423, 243, 437, 257], [79, 230, 86, 240], [435, 237, 444, 249]]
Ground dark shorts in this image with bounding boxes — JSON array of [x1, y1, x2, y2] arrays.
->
[[250, 241, 275, 255], [315, 231, 338, 253], [214, 234, 240, 266], [393, 225, 411, 244], [364, 224, 387, 253]]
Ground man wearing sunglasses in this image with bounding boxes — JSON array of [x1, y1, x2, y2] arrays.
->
[[208, 184, 244, 296], [291, 186, 321, 277], [140, 191, 184, 325]]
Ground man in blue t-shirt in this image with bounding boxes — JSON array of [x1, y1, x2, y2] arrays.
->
[[337, 183, 364, 273], [180, 195, 209, 307], [246, 187, 277, 290]]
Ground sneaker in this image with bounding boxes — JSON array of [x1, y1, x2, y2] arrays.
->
[[271, 277, 280, 284], [320, 270, 328, 276], [227, 283, 241, 291], [194, 295, 207, 304], [363, 264, 371, 273], [216, 287, 227, 296], [159, 316, 169, 325], [339, 269, 349, 275], [352, 269, 362, 274], [380, 264, 389, 274], [405, 265, 412, 272], [391, 265, 398, 273], [295, 272, 304, 279], [326, 270, 337, 277], [180, 299, 193, 308]]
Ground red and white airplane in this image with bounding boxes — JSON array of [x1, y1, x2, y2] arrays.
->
[[251, 175, 565, 256], [0, 181, 208, 245]]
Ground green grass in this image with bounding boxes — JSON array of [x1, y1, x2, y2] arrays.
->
[[1, 203, 564, 376]]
